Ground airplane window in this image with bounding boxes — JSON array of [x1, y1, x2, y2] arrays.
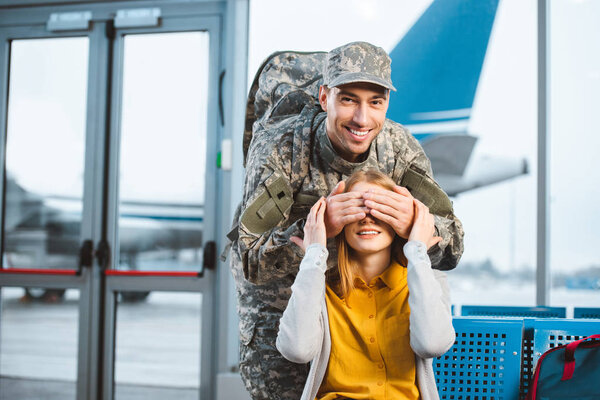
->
[[2, 37, 89, 271], [116, 32, 209, 273]]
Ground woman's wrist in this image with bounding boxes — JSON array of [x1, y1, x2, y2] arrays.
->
[[301, 244, 328, 272], [306, 243, 326, 252], [404, 240, 429, 267]]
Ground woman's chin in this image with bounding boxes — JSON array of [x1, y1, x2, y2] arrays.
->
[[350, 246, 388, 257]]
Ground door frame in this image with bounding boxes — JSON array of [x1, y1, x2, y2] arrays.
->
[[0, 20, 107, 399], [100, 13, 222, 400]]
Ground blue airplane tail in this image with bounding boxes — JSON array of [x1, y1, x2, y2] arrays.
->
[[387, 0, 500, 140]]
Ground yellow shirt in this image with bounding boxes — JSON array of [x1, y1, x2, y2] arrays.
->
[[317, 261, 420, 400]]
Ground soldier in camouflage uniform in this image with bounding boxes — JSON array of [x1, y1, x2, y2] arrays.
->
[[230, 41, 464, 399]]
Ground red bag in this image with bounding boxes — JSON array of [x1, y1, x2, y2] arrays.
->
[[528, 334, 600, 400]]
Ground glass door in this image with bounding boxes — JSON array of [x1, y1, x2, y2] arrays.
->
[[0, 7, 223, 400], [0, 24, 98, 400], [101, 15, 221, 400]]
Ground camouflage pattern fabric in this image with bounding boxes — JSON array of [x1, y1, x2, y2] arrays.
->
[[230, 104, 464, 398], [243, 51, 326, 167], [324, 41, 396, 91], [237, 302, 309, 400]]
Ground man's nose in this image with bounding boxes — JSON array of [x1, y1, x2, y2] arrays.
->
[[353, 103, 368, 126]]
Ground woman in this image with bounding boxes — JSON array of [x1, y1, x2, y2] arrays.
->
[[276, 170, 455, 400]]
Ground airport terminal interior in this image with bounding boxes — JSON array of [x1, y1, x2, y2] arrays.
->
[[0, 0, 598, 399]]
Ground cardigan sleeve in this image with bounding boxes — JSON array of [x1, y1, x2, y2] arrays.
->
[[404, 240, 455, 359], [276, 244, 328, 363]]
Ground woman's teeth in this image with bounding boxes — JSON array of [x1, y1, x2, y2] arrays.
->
[[349, 128, 369, 137], [358, 231, 379, 235]]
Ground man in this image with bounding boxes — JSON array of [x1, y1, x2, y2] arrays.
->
[[230, 41, 464, 399]]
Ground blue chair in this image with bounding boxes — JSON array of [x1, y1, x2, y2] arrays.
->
[[574, 307, 600, 319], [460, 305, 566, 318], [519, 318, 541, 399], [434, 317, 523, 400]]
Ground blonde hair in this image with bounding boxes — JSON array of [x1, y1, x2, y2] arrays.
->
[[329, 169, 398, 298]]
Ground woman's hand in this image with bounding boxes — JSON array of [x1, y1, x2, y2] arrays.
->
[[290, 197, 327, 251], [408, 199, 442, 250]]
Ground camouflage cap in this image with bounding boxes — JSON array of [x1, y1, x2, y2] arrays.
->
[[323, 41, 396, 91]]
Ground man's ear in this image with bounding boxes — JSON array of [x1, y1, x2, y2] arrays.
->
[[318, 85, 328, 112]]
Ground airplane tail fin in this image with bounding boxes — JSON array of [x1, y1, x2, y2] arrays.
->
[[387, 0, 500, 138]]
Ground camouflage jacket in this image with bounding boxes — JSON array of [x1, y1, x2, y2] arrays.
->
[[230, 105, 464, 342]]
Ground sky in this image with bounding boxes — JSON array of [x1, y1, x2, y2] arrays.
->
[[248, 0, 600, 275]]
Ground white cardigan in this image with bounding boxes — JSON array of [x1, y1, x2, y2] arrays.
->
[[276, 241, 455, 400]]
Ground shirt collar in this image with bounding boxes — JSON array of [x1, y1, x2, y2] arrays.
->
[[378, 259, 406, 290], [352, 259, 406, 290]]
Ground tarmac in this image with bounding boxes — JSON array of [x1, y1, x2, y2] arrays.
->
[[0, 377, 198, 400], [0, 287, 203, 399]]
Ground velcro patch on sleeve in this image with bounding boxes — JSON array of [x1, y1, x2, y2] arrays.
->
[[241, 174, 293, 234], [401, 167, 453, 218]]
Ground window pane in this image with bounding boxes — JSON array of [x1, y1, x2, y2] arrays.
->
[[0, 287, 79, 400], [441, 0, 537, 307], [550, 0, 600, 307], [117, 32, 209, 272], [3, 37, 89, 271], [249, 0, 538, 306]]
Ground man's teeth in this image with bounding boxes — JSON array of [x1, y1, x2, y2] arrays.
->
[[358, 231, 379, 235], [349, 128, 369, 137]]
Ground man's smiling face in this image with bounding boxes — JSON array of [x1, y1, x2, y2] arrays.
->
[[319, 82, 389, 163]]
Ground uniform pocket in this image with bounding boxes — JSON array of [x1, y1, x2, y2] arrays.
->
[[289, 191, 319, 221], [295, 192, 320, 207], [239, 319, 256, 346]]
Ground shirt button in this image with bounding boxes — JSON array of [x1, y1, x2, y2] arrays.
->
[[368, 314, 374, 319], [378, 363, 384, 369], [368, 292, 373, 298], [370, 337, 375, 343], [377, 381, 383, 386]]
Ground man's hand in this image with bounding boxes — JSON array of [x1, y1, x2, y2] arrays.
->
[[362, 186, 415, 238], [324, 181, 368, 238]]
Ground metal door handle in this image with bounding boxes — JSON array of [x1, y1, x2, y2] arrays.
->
[[203, 241, 217, 271]]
